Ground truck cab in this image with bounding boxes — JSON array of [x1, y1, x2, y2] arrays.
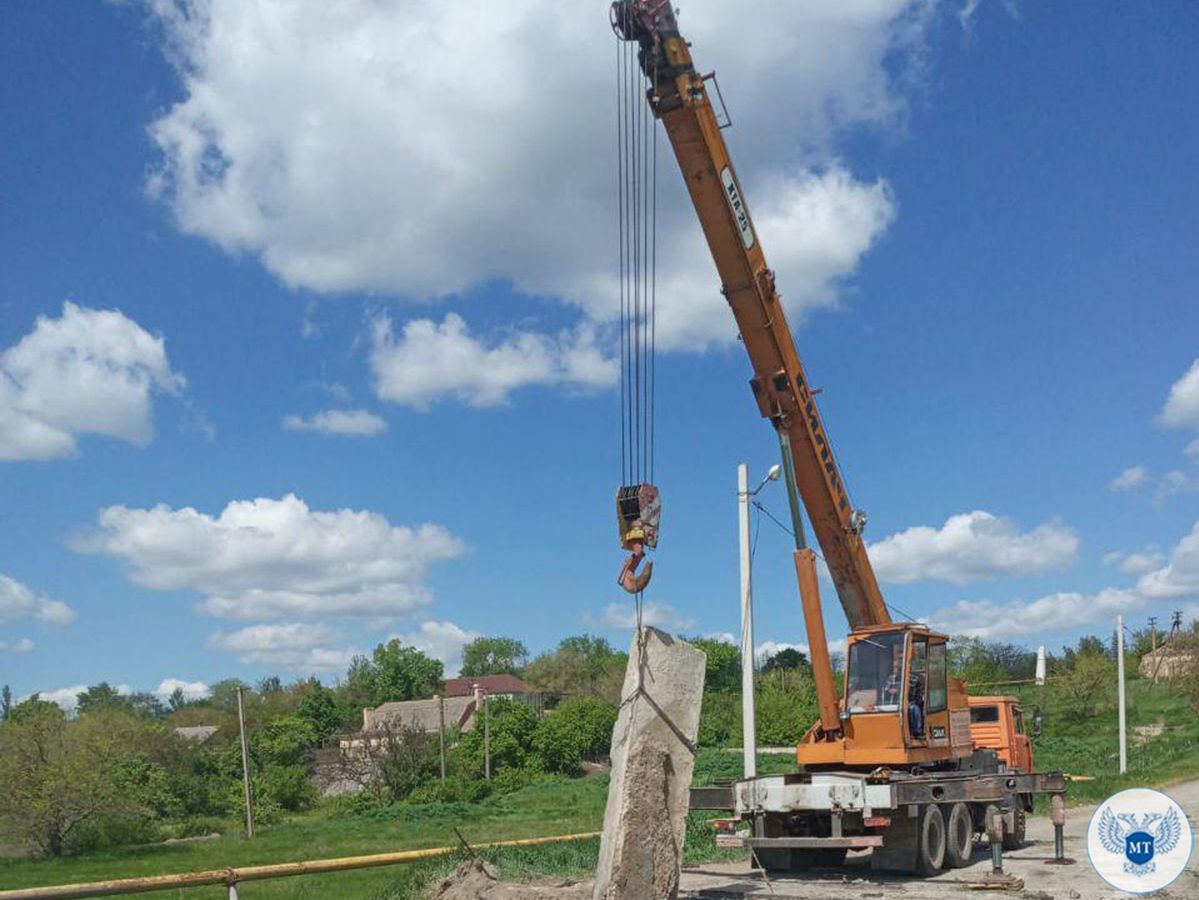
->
[[967, 696, 1033, 773]]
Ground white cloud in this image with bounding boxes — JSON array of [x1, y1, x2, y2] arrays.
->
[[1104, 548, 1166, 575], [1159, 358, 1199, 429], [1136, 521, 1199, 601], [932, 588, 1141, 640], [392, 620, 481, 678], [0, 637, 34, 653], [76, 493, 465, 620], [0, 573, 76, 626], [1185, 439, 1199, 459], [933, 519, 1199, 640], [0, 302, 183, 461], [594, 600, 696, 632], [868, 511, 1079, 585], [1156, 469, 1199, 504], [144, 1, 917, 363], [1110, 466, 1147, 492], [370, 314, 615, 410], [207, 623, 356, 672], [704, 631, 737, 646], [154, 677, 211, 701], [283, 408, 387, 437]]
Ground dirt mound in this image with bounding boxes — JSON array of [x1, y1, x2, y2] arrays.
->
[[429, 858, 593, 900]]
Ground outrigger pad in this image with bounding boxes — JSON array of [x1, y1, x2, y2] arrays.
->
[[616, 484, 661, 550]]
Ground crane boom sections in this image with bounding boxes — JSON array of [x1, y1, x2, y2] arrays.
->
[[613, 2, 890, 630]]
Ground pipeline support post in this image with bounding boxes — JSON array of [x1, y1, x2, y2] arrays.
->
[[1044, 792, 1074, 866]]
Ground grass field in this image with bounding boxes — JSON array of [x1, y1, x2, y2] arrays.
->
[[0, 753, 794, 899], [2, 684, 1196, 899]]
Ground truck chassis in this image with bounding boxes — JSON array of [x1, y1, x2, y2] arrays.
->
[[691, 763, 1068, 875]]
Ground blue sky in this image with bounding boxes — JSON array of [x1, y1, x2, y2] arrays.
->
[[2, 1, 1198, 708]]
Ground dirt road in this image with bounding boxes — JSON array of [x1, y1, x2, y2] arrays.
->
[[677, 779, 1199, 899]]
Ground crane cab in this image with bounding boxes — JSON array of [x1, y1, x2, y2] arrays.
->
[[797, 624, 973, 769]]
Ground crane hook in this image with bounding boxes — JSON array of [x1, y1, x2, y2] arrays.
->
[[618, 541, 653, 594], [615, 484, 661, 595]]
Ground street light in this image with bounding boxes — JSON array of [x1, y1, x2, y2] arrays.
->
[[738, 461, 780, 779]]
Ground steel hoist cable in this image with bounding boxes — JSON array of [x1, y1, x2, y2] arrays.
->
[[613, 7, 659, 601]]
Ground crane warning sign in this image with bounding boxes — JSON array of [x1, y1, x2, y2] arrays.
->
[[721, 167, 755, 250]]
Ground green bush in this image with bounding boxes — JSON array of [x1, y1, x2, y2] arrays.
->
[[259, 763, 315, 812], [454, 698, 540, 777], [533, 696, 617, 775], [406, 777, 491, 805]]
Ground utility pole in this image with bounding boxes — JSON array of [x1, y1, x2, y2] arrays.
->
[[1148, 616, 1158, 653], [737, 463, 757, 780], [437, 694, 447, 781], [1116, 615, 1127, 775], [236, 686, 255, 838]]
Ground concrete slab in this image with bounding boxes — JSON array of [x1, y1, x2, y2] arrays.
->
[[593, 627, 707, 900]]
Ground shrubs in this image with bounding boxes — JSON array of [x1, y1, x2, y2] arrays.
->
[[533, 696, 617, 776]]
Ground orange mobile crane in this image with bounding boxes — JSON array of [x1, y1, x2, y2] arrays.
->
[[611, 2, 1066, 873]]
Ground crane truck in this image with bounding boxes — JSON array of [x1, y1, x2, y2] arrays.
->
[[610, 1, 1067, 875]]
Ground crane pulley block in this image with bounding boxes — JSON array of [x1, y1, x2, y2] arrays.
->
[[616, 483, 660, 550], [615, 484, 660, 594]]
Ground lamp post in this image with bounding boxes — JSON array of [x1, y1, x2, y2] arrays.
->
[[738, 462, 781, 779]]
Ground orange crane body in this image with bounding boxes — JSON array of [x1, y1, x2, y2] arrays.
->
[[613, 2, 974, 769]]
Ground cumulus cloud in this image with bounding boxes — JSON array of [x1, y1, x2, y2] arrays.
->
[[0, 573, 76, 626], [371, 314, 616, 410], [0, 637, 34, 653], [207, 623, 356, 672], [144, 0, 916, 370], [932, 587, 1140, 640], [1185, 439, 1199, 459], [283, 408, 387, 436], [936, 520, 1199, 639], [1110, 466, 1148, 492], [594, 600, 696, 632], [868, 511, 1079, 585], [1159, 358, 1199, 429], [1103, 549, 1166, 575], [1136, 521, 1199, 601], [154, 677, 211, 701], [76, 493, 464, 620], [392, 620, 481, 678], [0, 302, 184, 461]]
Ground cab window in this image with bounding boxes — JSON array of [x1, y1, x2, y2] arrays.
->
[[845, 632, 906, 713], [927, 642, 948, 712], [970, 705, 999, 723]]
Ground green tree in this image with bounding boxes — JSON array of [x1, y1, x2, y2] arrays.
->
[[1, 684, 11, 721], [347, 640, 443, 707], [8, 695, 66, 723], [297, 681, 345, 739], [456, 697, 539, 776], [688, 637, 741, 693], [522, 634, 627, 702], [255, 715, 319, 767], [75, 682, 129, 716], [761, 647, 809, 673], [533, 695, 617, 775], [460, 636, 529, 677], [207, 679, 251, 714], [1048, 653, 1115, 720], [0, 710, 155, 855]]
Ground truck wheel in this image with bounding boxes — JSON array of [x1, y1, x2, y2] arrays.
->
[[916, 804, 946, 876], [943, 803, 973, 868], [1002, 806, 1026, 851]]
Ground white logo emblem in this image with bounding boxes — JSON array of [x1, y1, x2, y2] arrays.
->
[[1086, 788, 1193, 893]]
